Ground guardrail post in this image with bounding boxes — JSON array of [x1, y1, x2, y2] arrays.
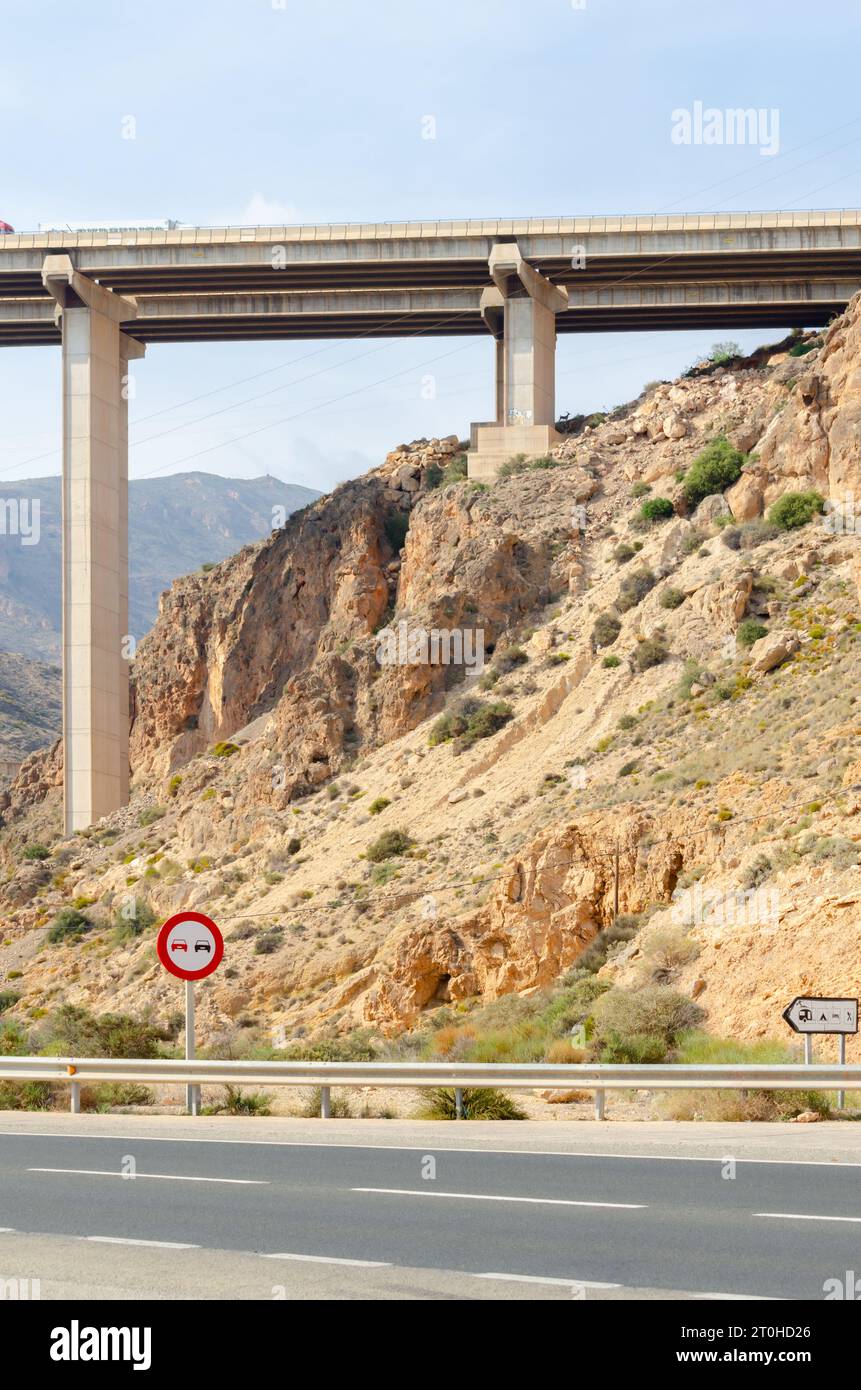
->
[[594, 1088, 606, 1121], [320, 1085, 331, 1119], [70, 1082, 81, 1114], [454, 1086, 464, 1120]]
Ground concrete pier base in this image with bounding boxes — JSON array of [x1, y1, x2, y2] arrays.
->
[[469, 243, 567, 480], [42, 256, 143, 833]]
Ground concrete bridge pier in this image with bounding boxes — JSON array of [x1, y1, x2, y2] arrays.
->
[[468, 243, 568, 480], [42, 256, 144, 833]]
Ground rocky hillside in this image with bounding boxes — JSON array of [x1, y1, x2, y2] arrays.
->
[[2, 305, 861, 1065], [0, 650, 60, 771]]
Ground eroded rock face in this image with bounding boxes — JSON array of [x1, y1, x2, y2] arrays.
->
[[364, 817, 683, 1030], [753, 304, 861, 503]]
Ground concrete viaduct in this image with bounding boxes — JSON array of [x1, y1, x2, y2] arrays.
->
[[1, 208, 860, 833]]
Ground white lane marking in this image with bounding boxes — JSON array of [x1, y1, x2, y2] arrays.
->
[[28, 1167, 266, 1185], [85, 1236, 199, 1249], [757, 1211, 861, 1224], [263, 1252, 392, 1268], [0, 1228, 784, 1298], [477, 1271, 619, 1288], [0, 1227, 15, 1233], [1, 1130, 858, 1169], [696, 1292, 782, 1301], [352, 1187, 645, 1209]]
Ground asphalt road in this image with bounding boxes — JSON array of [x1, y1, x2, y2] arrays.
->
[[1, 1122, 860, 1299]]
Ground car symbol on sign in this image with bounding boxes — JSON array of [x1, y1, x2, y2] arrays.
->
[[173, 939, 188, 952], [194, 941, 212, 954]]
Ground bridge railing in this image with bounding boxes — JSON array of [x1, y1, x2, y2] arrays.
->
[[1, 1057, 857, 1119]]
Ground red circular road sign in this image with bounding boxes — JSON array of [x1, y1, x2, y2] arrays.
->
[[157, 911, 224, 981]]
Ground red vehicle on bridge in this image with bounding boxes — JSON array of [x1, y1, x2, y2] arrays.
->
[[0, 221, 14, 233]]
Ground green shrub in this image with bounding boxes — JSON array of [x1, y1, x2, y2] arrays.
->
[[366, 829, 413, 862], [640, 927, 701, 984], [742, 854, 772, 889], [204, 1085, 272, 1117], [82, 1082, 155, 1111], [113, 897, 158, 941], [602, 654, 621, 668], [599, 1030, 669, 1064], [576, 916, 641, 974], [282, 1030, 379, 1063], [428, 698, 513, 749], [630, 481, 651, 498], [639, 497, 674, 523], [0, 1081, 57, 1111], [683, 436, 744, 507], [767, 490, 825, 530], [22, 844, 50, 861], [212, 741, 239, 758], [659, 587, 685, 610], [494, 646, 528, 673], [708, 340, 741, 364], [592, 986, 705, 1057], [592, 612, 621, 648], [634, 638, 667, 670], [254, 931, 283, 955], [426, 454, 468, 489], [138, 806, 165, 827], [617, 568, 656, 612], [736, 618, 768, 648], [384, 510, 410, 552], [614, 542, 636, 564], [46, 907, 92, 945], [0, 991, 20, 1014], [417, 1086, 526, 1120], [41, 1004, 173, 1058], [368, 797, 391, 816]]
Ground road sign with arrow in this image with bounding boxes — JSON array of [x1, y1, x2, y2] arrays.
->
[[782, 996, 858, 1035]]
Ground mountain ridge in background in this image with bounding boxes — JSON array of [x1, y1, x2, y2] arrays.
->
[[0, 470, 318, 766], [0, 471, 320, 663]]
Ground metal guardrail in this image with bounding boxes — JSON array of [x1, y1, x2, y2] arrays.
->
[[1, 1058, 858, 1119]]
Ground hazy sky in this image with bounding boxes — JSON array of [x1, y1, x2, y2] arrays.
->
[[1, 0, 859, 492]]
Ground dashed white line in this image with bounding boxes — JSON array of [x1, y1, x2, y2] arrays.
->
[[263, 1252, 392, 1267], [757, 1211, 861, 1224], [85, 1236, 199, 1249], [477, 1271, 620, 1288], [28, 1167, 266, 1184], [2, 1130, 860, 1169], [352, 1187, 645, 1209]]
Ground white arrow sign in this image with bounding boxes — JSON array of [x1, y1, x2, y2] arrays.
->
[[783, 996, 858, 1035]]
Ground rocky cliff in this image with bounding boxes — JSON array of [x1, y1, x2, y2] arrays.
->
[[3, 303, 861, 1057]]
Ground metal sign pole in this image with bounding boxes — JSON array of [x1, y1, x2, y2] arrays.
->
[[838, 1034, 846, 1111], [804, 1034, 813, 1066], [186, 978, 199, 1116]]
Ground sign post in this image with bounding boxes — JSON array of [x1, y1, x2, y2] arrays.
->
[[156, 911, 224, 1117], [782, 995, 858, 1110], [185, 978, 197, 1117]]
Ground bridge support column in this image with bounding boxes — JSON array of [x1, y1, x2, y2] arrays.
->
[[42, 256, 143, 833], [469, 243, 568, 480]]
